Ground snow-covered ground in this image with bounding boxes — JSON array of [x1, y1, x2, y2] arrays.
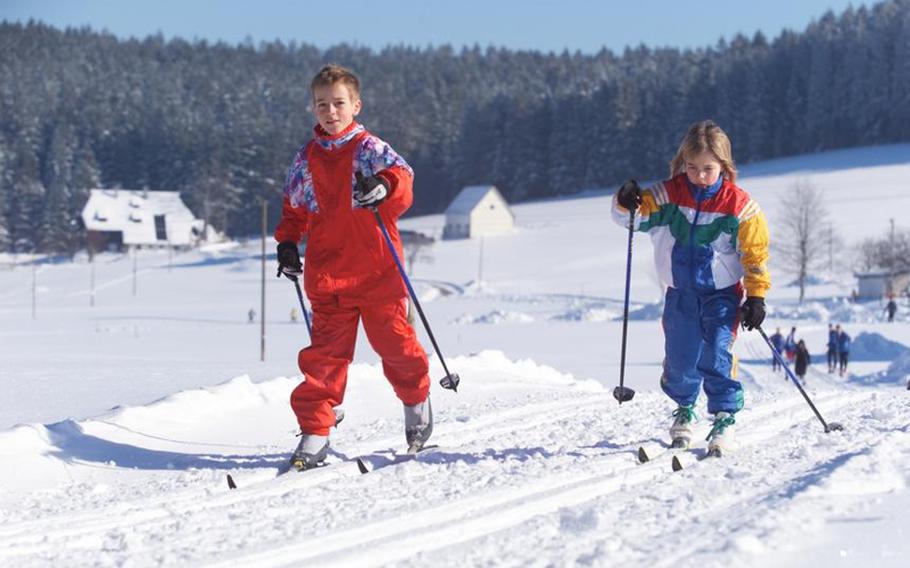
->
[[1, 144, 909, 566]]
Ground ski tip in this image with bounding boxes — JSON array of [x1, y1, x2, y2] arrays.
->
[[637, 446, 650, 464], [226, 474, 237, 490], [671, 456, 683, 472], [356, 458, 370, 474]]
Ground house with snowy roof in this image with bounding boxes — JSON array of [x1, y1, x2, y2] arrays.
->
[[81, 189, 206, 252], [442, 185, 514, 240], [855, 269, 910, 299]]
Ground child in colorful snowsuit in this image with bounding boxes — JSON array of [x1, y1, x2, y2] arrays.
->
[[275, 65, 431, 470], [612, 120, 770, 455]]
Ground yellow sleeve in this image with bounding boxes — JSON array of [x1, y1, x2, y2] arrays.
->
[[738, 208, 771, 298]]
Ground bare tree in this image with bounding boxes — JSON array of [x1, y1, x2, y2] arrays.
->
[[773, 181, 832, 303], [855, 226, 910, 273]]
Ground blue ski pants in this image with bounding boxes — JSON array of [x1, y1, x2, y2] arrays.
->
[[660, 285, 744, 414]]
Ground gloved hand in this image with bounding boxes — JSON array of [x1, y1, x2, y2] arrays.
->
[[354, 172, 389, 208], [276, 241, 302, 279], [740, 296, 766, 330], [616, 180, 642, 211]]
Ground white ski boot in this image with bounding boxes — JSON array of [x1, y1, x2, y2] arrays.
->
[[669, 405, 697, 449], [290, 433, 328, 471], [404, 397, 433, 453], [706, 412, 736, 457]]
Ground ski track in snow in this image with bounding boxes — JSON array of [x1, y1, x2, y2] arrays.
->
[[1, 358, 907, 567]]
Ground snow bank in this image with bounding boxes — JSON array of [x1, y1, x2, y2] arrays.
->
[[442, 350, 602, 391], [550, 306, 617, 322], [859, 350, 910, 387], [455, 310, 535, 324], [767, 297, 897, 324], [850, 332, 910, 362], [627, 301, 664, 321]]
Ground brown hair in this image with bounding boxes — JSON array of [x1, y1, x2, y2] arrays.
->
[[310, 64, 361, 99], [669, 120, 738, 184]]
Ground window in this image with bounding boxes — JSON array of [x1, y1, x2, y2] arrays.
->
[[154, 215, 167, 240]]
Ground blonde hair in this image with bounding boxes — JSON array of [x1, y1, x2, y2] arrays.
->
[[669, 120, 738, 184], [310, 64, 361, 99]]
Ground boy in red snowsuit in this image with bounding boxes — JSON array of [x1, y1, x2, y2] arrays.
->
[[275, 64, 431, 470]]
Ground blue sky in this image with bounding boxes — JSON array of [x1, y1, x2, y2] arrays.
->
[[2, 0, 879, 54]]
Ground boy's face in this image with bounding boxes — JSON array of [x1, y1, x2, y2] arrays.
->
[[312, 82, 361, 136], [684, 151, 723, 188]]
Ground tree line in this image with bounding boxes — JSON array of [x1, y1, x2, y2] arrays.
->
[[1, 0, 909, 253]]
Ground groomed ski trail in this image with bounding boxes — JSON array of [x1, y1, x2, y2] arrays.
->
[[3, 372, 904, 567]]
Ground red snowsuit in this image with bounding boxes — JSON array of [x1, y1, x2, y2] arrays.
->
[[275, 121, 430, 436]]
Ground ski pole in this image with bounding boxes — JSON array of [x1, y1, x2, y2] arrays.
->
[[291, 277, 312, 338], [613, 208, 636, 404], [372, 209, 460, 392], [755, 325, 843, 433]]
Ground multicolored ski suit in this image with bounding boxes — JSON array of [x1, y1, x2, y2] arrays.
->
[[612, 173, 770, 414], [276, 121, 430, 436]]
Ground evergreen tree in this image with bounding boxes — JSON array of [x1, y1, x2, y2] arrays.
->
[[0, 1, 908, 252]]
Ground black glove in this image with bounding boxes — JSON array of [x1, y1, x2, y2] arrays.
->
[[616, 180, 642, 211], [276, 241, 302, 279], [740, 297, 766, 331], [354, 171, 389, 208]]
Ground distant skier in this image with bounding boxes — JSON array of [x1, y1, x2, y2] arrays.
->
[[275, 64, 432, 471], [794, 339, 810, 384], [613, 120, 770, 456], [769, 328, 784, 372], [784, 326, 797, 363], [836, 325, 851, 376], [290, 308, 299, 323], [248, 308, 256, 324], [886, 297, 897, 323], [826, 323, 838, 373]]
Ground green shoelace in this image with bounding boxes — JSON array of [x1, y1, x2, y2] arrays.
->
[[706, 414, 736, 441], [672, 405, 698, 424]]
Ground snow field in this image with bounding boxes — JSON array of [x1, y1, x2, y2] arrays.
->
[[2, 144, 910, 565]]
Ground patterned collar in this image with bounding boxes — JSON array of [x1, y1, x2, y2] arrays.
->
[[313, 122, 365, 151]]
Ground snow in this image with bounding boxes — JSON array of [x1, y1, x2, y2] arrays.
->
[[2, 144, 910, 566]]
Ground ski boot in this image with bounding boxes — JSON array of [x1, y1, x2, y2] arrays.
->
[[669, 405, 697, 449], [290, 433, 328, 471], [705, 412, 736, 457], [404, 397, 433, 454]]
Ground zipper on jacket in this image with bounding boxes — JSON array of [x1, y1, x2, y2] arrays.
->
[[689, 188, 705, 288]]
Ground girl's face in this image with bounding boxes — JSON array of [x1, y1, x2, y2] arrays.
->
[[312, 82, 361, 136], [684, 151, 723, 188]]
